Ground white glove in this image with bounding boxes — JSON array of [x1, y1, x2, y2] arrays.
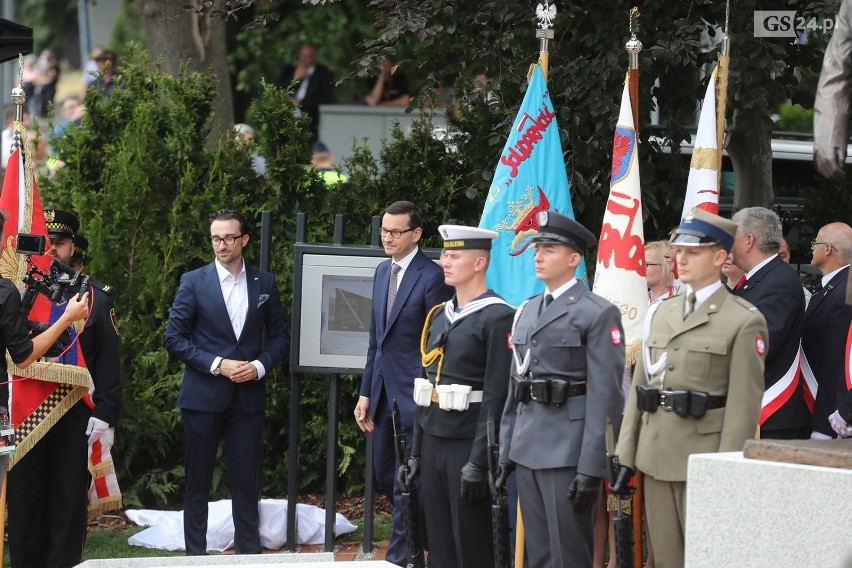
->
[[828, 410, 850, 438], [86, 417, 109, 445]]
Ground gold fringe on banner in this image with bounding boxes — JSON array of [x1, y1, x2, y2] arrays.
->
[[625, 339, 641, 368]]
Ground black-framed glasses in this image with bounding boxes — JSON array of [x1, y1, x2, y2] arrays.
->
[[645, 263, 661, 267], [210, 234, 243, 246], [380, 228, 414, 239], [810, 241, 832, 250]]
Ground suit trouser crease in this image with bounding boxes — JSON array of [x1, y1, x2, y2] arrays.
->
[[182, 400, 264, 555]]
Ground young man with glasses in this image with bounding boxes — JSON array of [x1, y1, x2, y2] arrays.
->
[[729, 206, 810, 440], [355, 201, 452, 566], [164, 208, 290, 555]]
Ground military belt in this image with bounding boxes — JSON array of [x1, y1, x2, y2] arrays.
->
[[511, 374, 586, 406], [636, 384, 725, 418]]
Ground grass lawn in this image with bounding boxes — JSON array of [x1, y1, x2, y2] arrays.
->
[[0, 514, 394, 564]]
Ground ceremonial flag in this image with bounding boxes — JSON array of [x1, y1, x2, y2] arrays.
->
[[680, 68, 720, 217], [592, 75, 647, 364], [479, 64, 584, 306]]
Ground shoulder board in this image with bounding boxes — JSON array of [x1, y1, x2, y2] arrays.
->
[[88, 279, 114, 295], [730, 295, 759, 311]]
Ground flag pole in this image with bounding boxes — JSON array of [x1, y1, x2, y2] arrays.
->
[[626, 7, 642, 136], [625, 10, 645, 568], [715, 0, 731, 188]]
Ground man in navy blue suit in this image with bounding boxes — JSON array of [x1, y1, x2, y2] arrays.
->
[[164, 209, 289, 555], [354, 201, 452, 566], [731, 207, 809, 439]]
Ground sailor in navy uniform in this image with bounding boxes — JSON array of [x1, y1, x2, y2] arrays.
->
[[404, 225, 514, 568]]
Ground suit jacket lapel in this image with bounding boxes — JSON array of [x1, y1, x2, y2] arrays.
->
[[739, 256, 782, 295], [206, 262, 238, 342], [375, 261, 391, 336], [805, 267, 847, 320], [532, 281, 585, 333], [386, 252, 424, 329], [241, 266, 260, 339]]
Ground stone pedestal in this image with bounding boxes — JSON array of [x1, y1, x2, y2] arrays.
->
[[77, 554, 394, 567], [685, 451, 852, 567]]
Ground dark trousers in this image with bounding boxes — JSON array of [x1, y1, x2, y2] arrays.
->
[[421, 432, 493, 568], [373, 391, 423, 566], [8, 401, 91, 568], [182, 400, 264, 555], [760, 425, 811, 440], [516, 464, 596, 568]]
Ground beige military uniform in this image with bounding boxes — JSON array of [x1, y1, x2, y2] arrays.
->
[[616, 286, 767, 568]]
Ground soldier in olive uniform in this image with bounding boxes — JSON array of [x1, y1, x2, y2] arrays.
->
[[498, 211, 626, 568], [403, 225, 515, 568], [612, 208, 768, 568]]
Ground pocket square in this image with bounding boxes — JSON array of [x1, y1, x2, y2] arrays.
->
[[257, 294, 269, 308]]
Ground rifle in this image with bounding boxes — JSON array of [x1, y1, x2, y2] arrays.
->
[[392, 400, 425, 568], [487, 412, 509, 568], [607, 452, 634, 568]]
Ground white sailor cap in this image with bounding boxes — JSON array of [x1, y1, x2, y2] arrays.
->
[[438, 225, 498, 250]]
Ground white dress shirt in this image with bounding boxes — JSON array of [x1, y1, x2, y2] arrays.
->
[[210, 259, 266, 378]]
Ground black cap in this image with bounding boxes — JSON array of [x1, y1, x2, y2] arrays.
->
[[530, 210, 597, 252], [44, 209, 79, 239]]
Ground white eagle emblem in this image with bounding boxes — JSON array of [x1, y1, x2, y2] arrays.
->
[[536, 2, 557, 29]]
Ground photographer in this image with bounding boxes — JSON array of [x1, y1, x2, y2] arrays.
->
[[7, 209, 119, 568]]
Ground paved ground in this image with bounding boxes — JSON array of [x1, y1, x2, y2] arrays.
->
[[221, 541, 389, 562]]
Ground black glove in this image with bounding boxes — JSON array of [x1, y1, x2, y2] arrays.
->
[[397, 457, 420, 491], [609, 465, 635, 499], [494, 462, 514, 491], [460, 461, 488, 502], [566, 473, 601, 513]]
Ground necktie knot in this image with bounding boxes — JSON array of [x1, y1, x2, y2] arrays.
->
[[544, 293, 554, 308], [686, 292, 697, 318]]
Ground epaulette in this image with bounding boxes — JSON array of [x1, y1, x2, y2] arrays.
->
[[730, 295, 759, 311], [87, 279, 114, 296]]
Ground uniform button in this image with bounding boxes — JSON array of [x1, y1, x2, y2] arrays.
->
[[704, 345, 710, 350], [533, 359, 539, 365], [673, 345, 679, 351], [382, 349, 388, 355], [532, 340, 538, 346], [667, 364, 674, 371]]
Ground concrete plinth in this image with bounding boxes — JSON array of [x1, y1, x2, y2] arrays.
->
[[685, 451, 852, 568]]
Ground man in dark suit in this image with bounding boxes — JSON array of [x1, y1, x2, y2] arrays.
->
[[164, 209, 289, 555], [801, 222, 852, 438], [354, 201, 452, 566], [279, 43, 334, 141], [731, 206, 809, 439]]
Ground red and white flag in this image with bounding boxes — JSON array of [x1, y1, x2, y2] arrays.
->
[[593, 75, 647, 364]]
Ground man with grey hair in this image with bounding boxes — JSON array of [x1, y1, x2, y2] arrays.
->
[[801, 223, 852, 438], [731, 207, 810, 439]]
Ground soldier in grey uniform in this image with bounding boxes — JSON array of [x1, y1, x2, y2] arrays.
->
[[403, 225, 515, 568], [612, 208, 768, 568], [497, 211, 626, 568]]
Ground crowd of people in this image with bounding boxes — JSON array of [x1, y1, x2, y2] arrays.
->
[[355, 200, 851, 568]]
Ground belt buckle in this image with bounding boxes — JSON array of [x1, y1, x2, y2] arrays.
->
[[659, 391, 674, 411], [529, 384, 538, 401]]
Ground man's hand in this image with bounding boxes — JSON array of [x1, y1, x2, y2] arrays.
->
[[829, 410, 851, 438], [397, 456, 420, 490], [494, 462, 514, 491], [86, 417, 109, 445], [609, 465, 635, 498], [566, 473, 601, 514], [460, 461, 488, 502], [230, 361, 258, 383], [219, 359, 246, 379], [354, 397, 373, 432]]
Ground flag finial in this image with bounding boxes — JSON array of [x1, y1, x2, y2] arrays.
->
[[626, 8, 642, 70], [535, 2, 556, 80], [11, 53, 26, 120]]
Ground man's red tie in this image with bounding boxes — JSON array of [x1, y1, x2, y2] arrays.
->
[[734, 275, 746, 291]]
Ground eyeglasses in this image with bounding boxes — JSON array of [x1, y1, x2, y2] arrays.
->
[[645, 263, 661, 267], [210, 234, 243, 246], [380, 228, 414, 239], [810, 241, 833, 250]]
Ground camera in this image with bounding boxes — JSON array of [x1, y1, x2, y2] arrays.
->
[[15, 233, 90, 357]]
